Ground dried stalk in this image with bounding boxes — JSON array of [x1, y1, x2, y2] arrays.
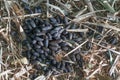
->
[[64, 39, 88, 57], [66, 29, 88, 32], [92, 41, 120, 55], [72, 10, 105, 23], [1, 13, 41, 20], [109, 55, 120, 76], [75, 6, 87, 18], [83, 22, 120, 32]]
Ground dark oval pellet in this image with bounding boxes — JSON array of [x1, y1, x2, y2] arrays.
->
[[55, 15, 61, 24], [61, 46, 69, 51], [63, 16, 69, 25], [36, 32, 45, 36], [49, 46, 59, 51], [33, 52, 39, 57], [44, 39, 49, 48], [109, 37, 118, 45], [41, 54, 46, 60], [37, 41, 44, 46], [44, 52, 49, 57], [97, 26, 103, 33], [42, 25, 52, 31], [49, 41, 59, 47], [49, 17, 57, 23], [35, 49, 44, 53], [25, 18, 36, 28], [47, 33, 52, 40], [34, 44, 41, 49], [59, 28, 64, 34], [35, 37, 44, 41], [32, 40, 37, 44], [34, 6, 42, 13], [75, 54, 81, 60], [37, 58, 43, 62], [43, 47, 50, 52], [31, 55, 37, 60], [23, 4, 33, 14], [70, 55, 76, 62], [86, 41, 92, 50]]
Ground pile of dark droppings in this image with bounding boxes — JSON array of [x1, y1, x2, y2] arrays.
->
[[21, 2, 119, 80], [21, 4, 85, 79], [22, 14, 84, 75]]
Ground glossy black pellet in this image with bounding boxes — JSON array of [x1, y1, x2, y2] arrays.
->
[[43, 47, 50, 52], [59, 28, 64, 34], [23, 4, 33, 14], [47, 33, 52, 40], [44, 39, 49, 48], [86, 41, 92, 50], [25, 18, 36, 28], [49, 17, 57, 24], [35, 49, 44, 53], [42, 25, 52, 31], [63, 16, 69, 25], [34, 44, 41, 49], [75, 54, 81, 60], [37, 58, 43, 62], [97, 26, 103, 33], [61, 46, 69, 51], [32, 40, 37, 44], [31, 55, 37, 60], [35, 37, 44, 41], [108, 37, 118, 45], [94, 33, 102, 39], [54, 27, 62, 31], [26, 42, 32, 50], [49, 42, 59, 47], [44, 52, 49, 57], [32, 52, 39, 57], [37, 41, 44, 46], [55, 15, 61, 23], [49, 46, 59, 51], [34, 6, 42, 13], [87, 29, 94, 37], [41, 54, 46, 60], [35, 32, 45, 36], [70, 55, 77, 62], [51, 59, 57, 65]]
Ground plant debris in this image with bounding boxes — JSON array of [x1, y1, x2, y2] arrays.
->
[[0, 0, 120, 80]]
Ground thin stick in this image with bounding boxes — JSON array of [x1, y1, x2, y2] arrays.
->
[[72, 10, 105, 23], [55, 0, 71, 12], [86, 67, 100, 79], [98, 29, 112, 44], [47, 0, 49, 17], [86, 61, 106, 79], [75, 6, 87, 18], [83, 22, 120, 32], [64, 39, 88, 57], [109, 55, 120, 76], [1, 13, 41, 20], [83, 25, 103, 36], [84, 0, 95, 13], [66, 29, 88, 32], [91, 41, 120, 55]]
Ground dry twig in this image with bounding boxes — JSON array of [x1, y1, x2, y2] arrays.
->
[[64, 39, 88, 57]]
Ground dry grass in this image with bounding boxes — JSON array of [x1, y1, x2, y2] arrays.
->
[[0, 0, 120, 80]]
